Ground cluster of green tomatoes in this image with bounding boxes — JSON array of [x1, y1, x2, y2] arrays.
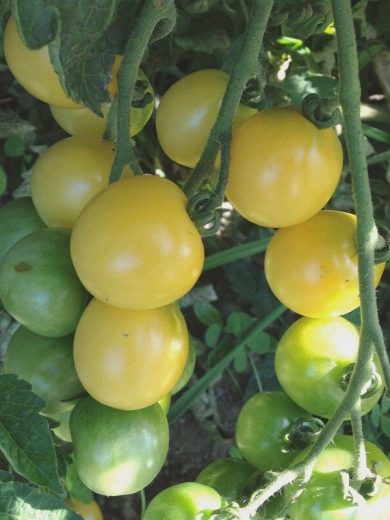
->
[[1, 14, 389, 520]]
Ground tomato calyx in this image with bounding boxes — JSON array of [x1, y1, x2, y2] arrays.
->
[[339, 362, 383, 399], [132, 77, 154, 108], [282, 417, 324, 452], [187, 191, 221, 236], [340, 464, 389, 505], [374, 231, 390, 264], [301, 92, 342, 129]]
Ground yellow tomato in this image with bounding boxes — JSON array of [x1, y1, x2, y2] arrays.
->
[[226, 107, 343, 228], [4, 17, 79, 107], [70, 175, 204, 309], [156, 69, 256, 168], [73, 299, 189, 410], [31, 136, 131, 228], [265, 210, 385, 317]]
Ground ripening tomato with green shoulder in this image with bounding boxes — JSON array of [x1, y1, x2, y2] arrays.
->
[[226, 107, 343, 228], [50, 66, 154, 139], [0, 197, 45, 264], [235, 392, 312, 472], [275, 317, 384, 418], [70, 397, 169, 496], [66, 498, 103, 520], [143, 482, 222, 520], [265, 210, 386, 318], [286, 435, 390, 520], [4, 327, 83, 414], [0, 228, 88, 337], [31, 136, 131, 228], [4, 17, 79, 107], [70, 175, 204, 309], [73, 298, 188, 410], [156, 69, 256, 168]]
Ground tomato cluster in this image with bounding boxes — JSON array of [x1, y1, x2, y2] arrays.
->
[[2, 13, 388, 519]]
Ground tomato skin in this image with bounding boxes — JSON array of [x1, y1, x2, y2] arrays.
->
[[264, 210, 385, 318], [275, 317, 384, 418], [156, 69, 256, 168], [4, 327, 83, 414], [0, 197, 45, 264], [143, 482, 222, 520], [71, 175, 204, 309], [171, 339, 196, 395], [4, 18, 79, 107], [50, 69, 154, 139], [158, 393, 171, 414], [73, 298, 188, 410], [31, 136, 131, 228], [70, 397, 168, 496], [226, 108, 343, 228], [0, 228, 87, 337], [66, 498, 103, 520], [286, 435, 390, 520], [235, 392, 311, 472], [196, 458, 257, 501]]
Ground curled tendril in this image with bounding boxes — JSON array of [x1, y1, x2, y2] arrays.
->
[[283, 417, 325, 452], [187, 191, 221, 236], [271, 0, 332, 38], [149, 3, 177, 43], [301, 93, 342, 129]]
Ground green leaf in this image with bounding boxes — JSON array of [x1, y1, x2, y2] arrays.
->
[[381, 415, 390, 437], [0, 481, 80, 519], [0, 109, 36, 139], [193, 301, 222, 326], [205, 323, 222, 348], [4, 136, 25, 157], [13, 0, 59, 48], [369, 404, 381, 428], [233, 349, 248, 373], [246, 330, 271, 354], [0, 470, 13, 482], [0, 167, 7, 196], [65, 462, 93, 504], [381, 396, 390, 414], [0, 374, 63, 494], [226, 311, 253, 337]]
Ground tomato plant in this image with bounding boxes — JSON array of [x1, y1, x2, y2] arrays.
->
[[66, 498, 103, 520], [226, 107, 343, 228], [143, 482, 222, 519], [70, 397, 169, 496], [0, 197, 45, 264], [73, 298, 189, 410], [70, 175, 204, 309], [50, 69, 154, 140], [275, 316, 384, 418], [235, 391, 312, 472], [31, 136, 131, 228], [3, 17, 79, 108], [4, 327, 83, 414], [156, 69, 256, 168], [0, 228, 87, 336], [286, 435, 390, 519], [264, 210, 386, 318]]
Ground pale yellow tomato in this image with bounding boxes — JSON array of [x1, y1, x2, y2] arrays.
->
[[73, 299, 189, 410]]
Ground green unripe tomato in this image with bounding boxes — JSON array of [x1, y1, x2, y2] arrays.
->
[[0, 228, 88, 337], [70, 397, 169, 496], [4, 327, 83, 414], [143, 482, 222, 519], [0, 197, 45, 265]]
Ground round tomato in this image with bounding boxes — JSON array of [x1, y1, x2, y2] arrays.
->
[[70, 397, 169, 496], [50, 69, 154, 139], [31, 136, 131, 228], [156, 69, 256, 168], [275, 317, 384, 418], [0, 228, 88, 337], [171, 339, 196, 395], [143, 482, 222, 520], [73, 298, 188, 410], [158, 393, 171, 415], [235, 392, 311, 472], [70, 175, 204, 309], [226, 108, 343, 228], [4, 327, 83, 414], [0, 197, 45, 264], [4, 17, 79, 107], [66, 498, 103, 520], [286, 435, 390, 520], [196, 458, 258, 501], [264, 210, 386, 318]]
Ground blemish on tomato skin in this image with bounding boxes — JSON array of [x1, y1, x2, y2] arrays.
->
[[14, 262, 32, 272]]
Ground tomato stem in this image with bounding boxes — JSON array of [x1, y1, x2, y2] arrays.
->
[[351, 401, 368, 490], [108, 0, 176, 183], [182, 0, 274, 198]]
